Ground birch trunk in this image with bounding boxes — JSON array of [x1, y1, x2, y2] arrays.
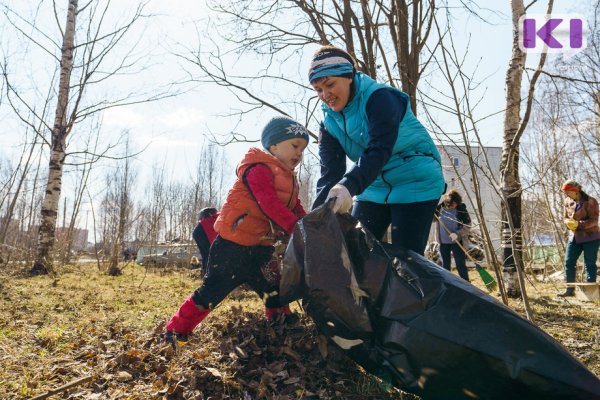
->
[[500, 0, 526, 297], [31, 0, 78, 275]]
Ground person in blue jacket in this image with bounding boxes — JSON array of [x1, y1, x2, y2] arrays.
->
[[309, 45, 445, 255]]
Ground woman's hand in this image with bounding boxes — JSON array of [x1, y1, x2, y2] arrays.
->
[[326, 184, 353, 214], [566, 218, 579, 231]]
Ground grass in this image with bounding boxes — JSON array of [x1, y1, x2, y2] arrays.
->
[[0, 262, 598, 399]]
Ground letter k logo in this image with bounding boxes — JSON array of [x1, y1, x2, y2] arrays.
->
[[519, 14, 586, 55], [523, 18, 563, 48]]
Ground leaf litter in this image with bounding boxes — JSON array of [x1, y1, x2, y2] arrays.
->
[[0, 263, 597, 399]]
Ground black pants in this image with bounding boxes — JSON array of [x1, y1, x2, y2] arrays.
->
[[191, 236, 283, 309], [352, 199, 439, 255], [439, 242, 469, 281]]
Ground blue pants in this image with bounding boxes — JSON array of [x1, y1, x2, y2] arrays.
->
[[439, 243, 469, 282], [564, 239, 599, 283], [352, 199, 439, 255]]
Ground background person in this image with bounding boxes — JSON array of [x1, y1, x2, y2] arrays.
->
[[192, 207, 219, 274], [558, 179, 599, 297], [309, 45, 444, 255], [435, 189, 472, 282]]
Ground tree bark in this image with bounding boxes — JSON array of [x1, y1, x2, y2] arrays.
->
[[31, 0, 78, 275], [500, 0, 526, 297]]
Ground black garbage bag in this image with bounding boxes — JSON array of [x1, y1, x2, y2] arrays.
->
[[280, 204, 600, 400]]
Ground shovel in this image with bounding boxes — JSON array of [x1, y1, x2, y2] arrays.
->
[[435, 214, 497, 292]]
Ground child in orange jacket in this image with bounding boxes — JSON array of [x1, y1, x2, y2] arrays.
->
[[164, 116, 309, 347]]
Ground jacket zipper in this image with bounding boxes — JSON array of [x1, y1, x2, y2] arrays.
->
[[382, 170, 392, 204], [341, 111, 348, 150], [287, 175, 297, 208]]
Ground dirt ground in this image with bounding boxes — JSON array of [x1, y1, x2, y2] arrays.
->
[[0, 263, 598, 399]]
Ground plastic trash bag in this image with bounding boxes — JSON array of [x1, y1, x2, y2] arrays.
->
[[280, 204, 600, 400]]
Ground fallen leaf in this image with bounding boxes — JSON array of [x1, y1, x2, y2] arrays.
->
[[283, 376, 300, 385], [115, 371, 133, 382], [205, 367, 223, 378], [281, 346, 300, 361]]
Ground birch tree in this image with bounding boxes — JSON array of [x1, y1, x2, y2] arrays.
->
[[500, 0, 553, 303], [1, 0, 175, 274], [31, 0, 77, 274]]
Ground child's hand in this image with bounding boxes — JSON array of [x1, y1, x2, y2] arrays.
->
[[274, 229, 290, 242], [273, 240, 288, 257]]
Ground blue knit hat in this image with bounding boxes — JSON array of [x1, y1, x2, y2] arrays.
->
[[261, 117, 310, 149]]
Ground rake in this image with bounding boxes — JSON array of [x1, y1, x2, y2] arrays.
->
[[434, 214, 497, 292]]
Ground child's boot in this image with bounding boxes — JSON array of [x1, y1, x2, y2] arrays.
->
[[164, 295, 210, 348]]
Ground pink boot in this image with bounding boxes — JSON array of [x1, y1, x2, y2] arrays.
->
[[265, 306, 280, 320], [166, 295, 210, 334], [265, 305, 298, 324]]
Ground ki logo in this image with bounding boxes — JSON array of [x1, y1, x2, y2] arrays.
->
[[519, 14, 587, 56]]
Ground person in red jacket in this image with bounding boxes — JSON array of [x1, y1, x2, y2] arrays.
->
[[164, 116, 309, 348], [192, 207, 219, 275], [558, 179, 600, 297]]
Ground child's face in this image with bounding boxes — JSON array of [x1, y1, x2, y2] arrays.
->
[[268, 138, 308, 170], [311, 76, 353, 112]]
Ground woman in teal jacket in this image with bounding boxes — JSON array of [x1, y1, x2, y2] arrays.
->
[[310, 46, 444, 255]]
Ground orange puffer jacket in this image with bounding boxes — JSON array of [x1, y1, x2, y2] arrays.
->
[[214, 147, 299, 246]]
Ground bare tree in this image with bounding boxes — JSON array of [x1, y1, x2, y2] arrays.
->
[[420, 8, 511, 304], [107, 141, 135, 275], [499, 0, 554, 307], [1, 1, 177, 274], [138, 163, 169, 246], [175, 0, 456, 148], [191, 142, 228, 209], [0, 128, 43, 247], [31, 0, 77, 274]]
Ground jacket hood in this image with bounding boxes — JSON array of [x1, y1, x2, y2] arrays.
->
[[236, 147, 289, 177]]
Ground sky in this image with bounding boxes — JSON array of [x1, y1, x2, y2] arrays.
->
[[107, 0, 589, 185], [0, 0, 592, 229]]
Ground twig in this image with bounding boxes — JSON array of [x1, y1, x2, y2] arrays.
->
[[30, 375, 94, 400]]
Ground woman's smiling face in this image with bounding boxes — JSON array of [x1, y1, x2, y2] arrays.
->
[[311, 76, 353, 112]]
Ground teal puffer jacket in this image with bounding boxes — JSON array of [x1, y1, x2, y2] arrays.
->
[[321, 72, 445, 204]]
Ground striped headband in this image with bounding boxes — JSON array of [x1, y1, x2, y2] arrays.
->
[[308, 49, 355, 82]]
